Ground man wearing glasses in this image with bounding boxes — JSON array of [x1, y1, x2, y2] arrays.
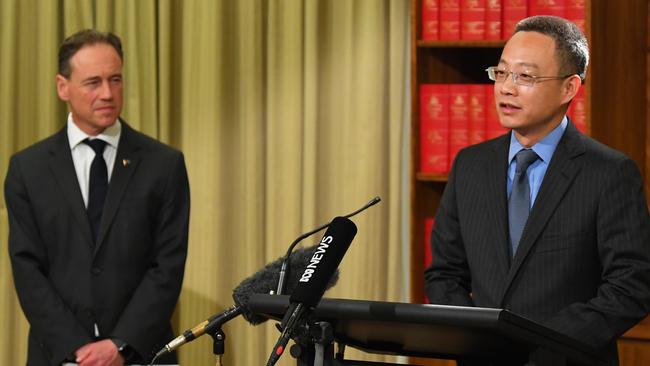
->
[[424, 15, 650, 364]]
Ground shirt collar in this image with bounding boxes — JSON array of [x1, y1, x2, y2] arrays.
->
[[67, 113, 121, 150], [508, 116, 568, 164]]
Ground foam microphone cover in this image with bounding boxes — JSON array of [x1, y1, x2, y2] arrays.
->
[[232, 243, 340, 324], [289, 216, 357, 308]]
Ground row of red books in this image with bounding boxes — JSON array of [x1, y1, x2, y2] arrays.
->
[[422, 0, 585, 41], [419, 83, 585, 174]]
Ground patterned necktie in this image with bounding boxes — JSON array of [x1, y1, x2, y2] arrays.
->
[[83, 139, 108, 243], [508, 149, 539, 257]]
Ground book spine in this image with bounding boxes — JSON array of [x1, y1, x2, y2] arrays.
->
[[469, 84, 487, 145], [461, 0, 486, 40], [502, 0, 527, 39], [566, 0, 585, 33], [449, 84, 470, 166], [422, 0, 440, 40], [440, 0, 461, 40], [420, 84, 450, 173], [528, 0, 566, 17], [486, 0, 503, 40]]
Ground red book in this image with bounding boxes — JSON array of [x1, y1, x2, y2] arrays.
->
[[440, 0, 460, 40], [486, 0, 502, 40], [424, 218, 435, 269], [422, 0, 440, 40], [449, 84, 470, 166], [502, 0, 527, 39], [424, 218, 435, 303], [468, 84, 486, 144], [528, 0, 565, 16], [566, 0, 585, 33], [570, 86, 587, 133], [461, 0, 486, 40], [485, 85, 509, 139], [420, 84, 450, 173]]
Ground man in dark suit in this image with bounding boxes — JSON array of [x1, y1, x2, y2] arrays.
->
[[5, 30, 189, 365], [424, 16, 650, 365]]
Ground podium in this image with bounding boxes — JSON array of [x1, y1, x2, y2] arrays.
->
[[247, 294, 607, 366]]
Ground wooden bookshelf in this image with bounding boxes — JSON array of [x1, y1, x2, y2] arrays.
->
[[410, 0, 650, 365]]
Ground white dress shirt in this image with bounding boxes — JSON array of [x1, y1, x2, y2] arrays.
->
[[67, 113, 121, 208]]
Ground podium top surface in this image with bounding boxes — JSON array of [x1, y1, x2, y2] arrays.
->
[[247, 294, 606, 365]]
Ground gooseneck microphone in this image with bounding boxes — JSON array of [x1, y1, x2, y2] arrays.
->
[[155, 243, 341, 358], [266, 216, 357, 366], [275, 196, 380, 295], [156, 200, 374, 361]]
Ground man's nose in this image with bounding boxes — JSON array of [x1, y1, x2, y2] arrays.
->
[[500, 71, 517, 95], [99, 80, 113, 99]]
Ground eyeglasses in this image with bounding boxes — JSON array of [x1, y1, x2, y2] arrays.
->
[[485, 66, 574, 86]]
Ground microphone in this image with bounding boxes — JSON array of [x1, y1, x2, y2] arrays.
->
[[158, 306, 243, 355], [276, 196, 380, 295], [266, 216, 357, 366], [155, 244, 341, 357]]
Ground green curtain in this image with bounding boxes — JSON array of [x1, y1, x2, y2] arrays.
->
[[0, 1, 410, 364]]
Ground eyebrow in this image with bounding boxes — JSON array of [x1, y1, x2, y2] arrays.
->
[[81, 73, 122, 83], [498, 59, 540, 69], [81, 76, 101, 83]]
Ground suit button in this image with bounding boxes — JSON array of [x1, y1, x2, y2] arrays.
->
[[91, 267, 102, 275]]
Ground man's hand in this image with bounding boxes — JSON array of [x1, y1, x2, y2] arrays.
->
[[75, 339, 125, 366]]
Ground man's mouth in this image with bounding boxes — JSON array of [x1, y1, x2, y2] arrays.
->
[[499, 102, 521, 114], [96, 106, 115, 113]]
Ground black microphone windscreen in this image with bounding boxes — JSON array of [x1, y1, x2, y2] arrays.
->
[[232, 243, 340, 324], [289, 216, 357, 307]]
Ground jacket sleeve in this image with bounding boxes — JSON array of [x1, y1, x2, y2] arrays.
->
[[424, 154, 474, 307], [5, 155, 93, 364], [108, 151, 190, 360], [545, 156, 650, 348]]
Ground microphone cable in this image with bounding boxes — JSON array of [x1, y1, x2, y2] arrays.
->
[[148, 353, 160, 366]]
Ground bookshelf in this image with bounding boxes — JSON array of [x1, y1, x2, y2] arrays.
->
[[410, 0, 649, 365]]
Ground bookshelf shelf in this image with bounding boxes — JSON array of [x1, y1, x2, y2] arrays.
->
[[415, 173, 448, 182]]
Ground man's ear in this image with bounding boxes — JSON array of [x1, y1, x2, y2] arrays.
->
[[562, 74, 582, 105], [56, 74, 70, 101]]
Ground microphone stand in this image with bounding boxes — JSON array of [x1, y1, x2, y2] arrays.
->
[[209, 328, 226, 366], [275, 196, 381, 295]]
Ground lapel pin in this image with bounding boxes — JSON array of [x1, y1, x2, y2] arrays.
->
[[122, 159, 130, 167]]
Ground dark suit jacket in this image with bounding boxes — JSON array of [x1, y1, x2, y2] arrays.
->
[[424, 122, 650, 364], [5, 121, 190, 365]]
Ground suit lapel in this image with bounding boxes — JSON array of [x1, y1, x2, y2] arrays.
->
[[501, 122, 585, 298], [94, 122, 141, 255], [485, 135, 512, 284], [48, 128, 95, 244]]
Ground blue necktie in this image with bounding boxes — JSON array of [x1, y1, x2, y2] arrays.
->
[[84, 139, 108, 243], [508, 149, 539, 257]]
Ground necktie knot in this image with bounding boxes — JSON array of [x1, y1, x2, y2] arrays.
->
[[515, 149, 539, 175], [84, 139, 107, 156]]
